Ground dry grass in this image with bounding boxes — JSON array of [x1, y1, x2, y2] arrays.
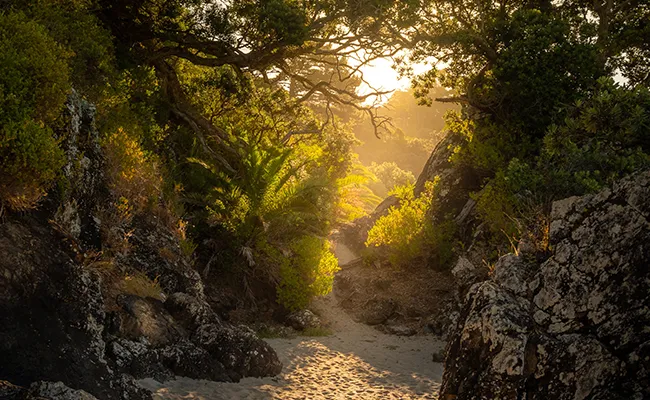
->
[[120, 271, 164, 300], [0, 181, 47, 213]]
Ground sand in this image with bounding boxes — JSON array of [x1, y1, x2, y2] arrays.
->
[[139, 241, 444, 399]]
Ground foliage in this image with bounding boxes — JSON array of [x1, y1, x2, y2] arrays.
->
[[368, 161, 415, 197], [102, 128, 162, 216], [366, 179, 457, 268], [277, 236, 339, 311], [16, 0, 116, 95], [301, 326, 333, 337], [335, 163, 382, 222], [475, 78, 650, 247], [0, 12, 69, 210]]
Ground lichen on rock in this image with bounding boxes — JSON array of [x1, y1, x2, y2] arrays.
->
[[440, 169, 650, 400]]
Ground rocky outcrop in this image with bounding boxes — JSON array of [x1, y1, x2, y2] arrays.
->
[[440, 169, 650, 400], [0, 217, 150, 400], [415, 133, 480, 224], [0, 92, 282, 398], [1, 381, 99, 400]]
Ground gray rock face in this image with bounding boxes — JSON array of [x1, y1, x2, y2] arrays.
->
[[193, 324, 283, 380], [29, 382, 98, 400], [440, 170, 650, 400]]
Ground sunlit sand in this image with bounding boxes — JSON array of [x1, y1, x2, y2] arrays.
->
[[139, 242, 444, 399]]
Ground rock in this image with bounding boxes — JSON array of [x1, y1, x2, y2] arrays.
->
[[0, 381, 29, 399], [491, 254, 536, 298], [439, 169, 650, 400], [29, 382, 98, 400], [193, 323, 283, 380], [0, 91, 283, 398], [124, 216, 205, 299], [0, 381, 99, 400], [431, 348, 446, 363], [0, 218, 148, 400], [286, 310, 321, 330], [451, 257, 488, 296], [164, 292, 221, 331], [107, 338, 173, 382], [414, 133, 480, 222], [360, 298, 397, 325], [383, 325, 416, 336], [112, 294, 187, 347], [54, 89, 106, 249], [158, 339, 231, 382]]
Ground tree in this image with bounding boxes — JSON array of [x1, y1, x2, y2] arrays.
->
[[95, 0, 417, 172]]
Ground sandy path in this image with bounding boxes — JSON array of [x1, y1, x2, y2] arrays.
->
[[139, 242, 444, 399]]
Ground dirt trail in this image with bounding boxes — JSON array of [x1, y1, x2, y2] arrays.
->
[[139, 242, 444, 399]]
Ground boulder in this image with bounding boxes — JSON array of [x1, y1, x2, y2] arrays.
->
[[111, 295, 187, 347], [286, 309, 321, 330], [193, 323, 283, 380], [439, 169, 650, 400], [360, 298, 397, 325]]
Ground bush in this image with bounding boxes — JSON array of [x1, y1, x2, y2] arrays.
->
[[22, 0, 116, 95], [277, 236, 339, 311], [474, 78, 650, 253], [102, 128, 162, 216], [365, 179, 459, 269], [0, 12, 70, 210]]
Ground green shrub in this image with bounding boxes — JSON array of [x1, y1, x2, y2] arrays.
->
[[474, 78, 650, 253], [23, 0, 116, 95], [0, 12, 70, 210], [277, 236, 339, 311], [366, 182, 434, 266], [365, 179, 457, 269]]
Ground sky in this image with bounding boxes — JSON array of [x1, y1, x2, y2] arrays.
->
[[356, 58, 433, 105]]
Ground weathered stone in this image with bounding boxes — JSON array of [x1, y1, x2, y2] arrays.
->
[[112, 295, 187, 347], [359, 298, 397, 325], [29, 382, 98, 400], [286, 309, 321, 331], [159, 339, 232, 382], [451, 257, 488, 296], [439, 170, 650, 400], [164, 292, 221, 331], [193, 323, 283, 380]]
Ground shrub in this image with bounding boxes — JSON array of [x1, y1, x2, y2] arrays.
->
[[15, 0, 116, 96], [474, 79, 650, 255], [102, 128, 162, 215], [366, 181, 431, 264], [277, 236, 339, 311], [0, 12, 70, 210]]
